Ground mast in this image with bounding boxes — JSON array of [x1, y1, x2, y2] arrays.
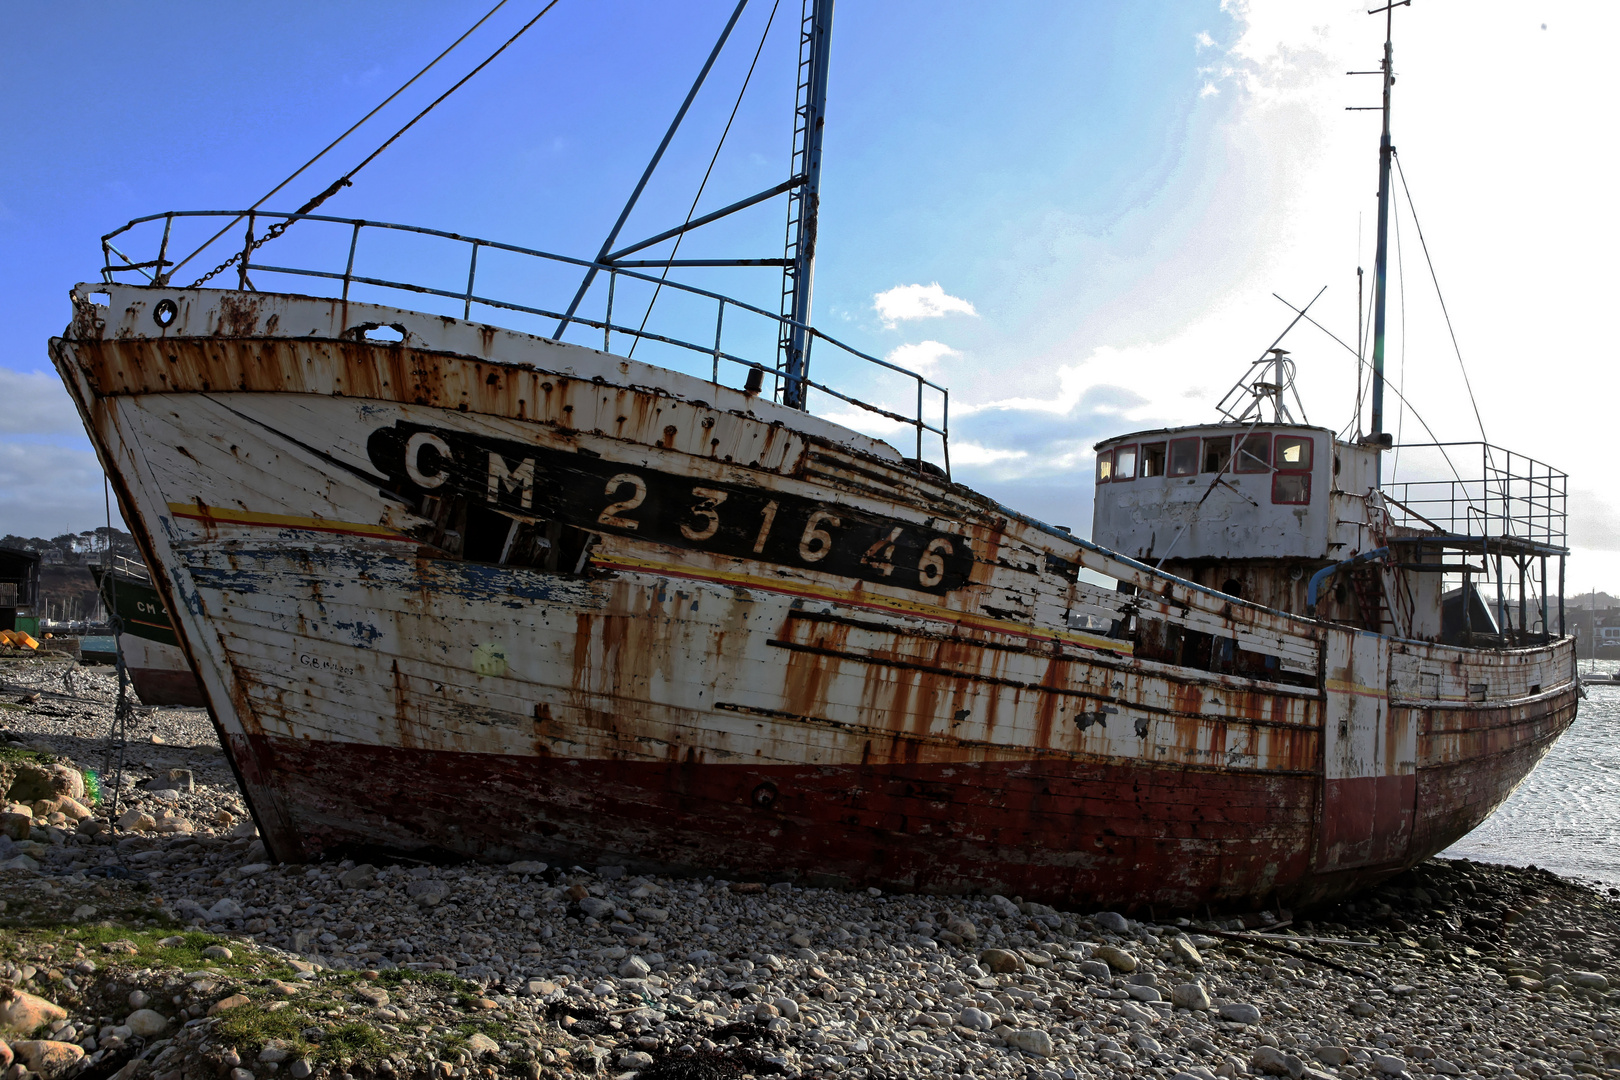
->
[[779, 0, 835, 410], [1367, 1, 1407, 456]]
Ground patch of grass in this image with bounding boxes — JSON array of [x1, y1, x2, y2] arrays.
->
[[376, 968, 474, 993], [440, 1018, 510, 1059], [0, 744, 52, 765], [214, 1001, 394, 1067], [315, 1021, 393, 1065], [8, 924, 296, 981], [455, 1019, 510, 1040], [213, 1001, 315, 1057]]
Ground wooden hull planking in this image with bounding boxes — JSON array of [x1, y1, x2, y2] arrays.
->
[[51, 285, 1579, 909]]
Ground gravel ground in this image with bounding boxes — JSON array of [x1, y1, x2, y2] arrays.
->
[[4, 656, 1620, 1080]]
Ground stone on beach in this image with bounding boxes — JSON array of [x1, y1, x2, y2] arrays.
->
[[11, 1040, 84, 1079], [124, 1009, 168, 1036], [1172, 981, 1212, 1009], [1218, 1001, 1262, 1024], [6, 762, 83, 803], [1004, 1028, 1056, 1057], [0, 989, 67, 1036], [1094, 944, 1139, 972], [979, 947, 1025, 973]]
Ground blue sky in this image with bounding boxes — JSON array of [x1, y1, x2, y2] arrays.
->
[[4, 1, 1616, 587]]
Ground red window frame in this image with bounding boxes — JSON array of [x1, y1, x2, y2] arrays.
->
[[1112, 443, 1138, 481], [1235, 432, 1270, 473], [1096, 448, 1114, 483], [1274, 433, 1313, 471], [1139, 441, 1166, 477], [1168, 437, 1200, 477], [1271, 433, 1314, 505], [1201, 435, 1232, 474]]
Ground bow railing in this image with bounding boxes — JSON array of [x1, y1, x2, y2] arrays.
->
[[99, 210, 951, 477]]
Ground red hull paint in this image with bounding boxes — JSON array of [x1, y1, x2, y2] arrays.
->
[[231, 687, 1574, 910]]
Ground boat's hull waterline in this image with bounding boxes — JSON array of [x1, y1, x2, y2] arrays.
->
[[54, 285, 1577, 909]]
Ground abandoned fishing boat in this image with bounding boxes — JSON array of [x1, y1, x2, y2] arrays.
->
[[92, 557, 207, 708], [51, 2, 1577, 908]]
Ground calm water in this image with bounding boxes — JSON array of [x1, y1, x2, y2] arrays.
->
[[1441, 658, 1620, 886]]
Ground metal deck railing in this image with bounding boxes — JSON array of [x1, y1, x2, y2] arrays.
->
[[98, 210, 951, 477], [1384, 441, 1567, 554]]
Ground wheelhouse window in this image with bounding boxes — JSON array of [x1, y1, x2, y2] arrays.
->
[[1168, 437, 1199, 477], [1236, 432, 1270, 473], [1140, 442, 1166, 477], [1113, 444, 1138, 481], [1272, 433, 1314, 504], [1201, 436, 1231, 474], [1275, 434, 1313, 470], [1096, 449, 1113, 483]]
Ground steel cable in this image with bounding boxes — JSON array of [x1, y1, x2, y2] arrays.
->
[[167, 0, 516, 281], [189, 0, 564, 288], [628, 0, 786, 358]]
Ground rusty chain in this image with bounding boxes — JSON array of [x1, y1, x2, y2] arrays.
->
[[187, 218, 293, 289]]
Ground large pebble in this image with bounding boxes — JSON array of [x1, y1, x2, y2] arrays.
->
[[1093, 944, 1138, 972], [1, 989, 68, 1033], [206, 897, 243, 921], [116, 809, 156, 832], [1313, 1047, 1352, 1067], [1005, 1028, 1056, 1057], [979, 948, 1025, 974], [1093, 910, 1131, 932], [1254, 1046, 1306, 1078], [11, 1040, 84, 1079], [1218, 1002, 1262, 1024], [125, 1009, 168, 1037], [1374, 1055, 1407, 1075], [1172, 982, 1212, 1009], [6, 762, 83, 802], [959, 1007, 994, 1031], [338, 863, 376, 889], [579, 897, 614, 919]]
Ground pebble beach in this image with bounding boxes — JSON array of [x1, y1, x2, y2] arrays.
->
[[4, 657, 1620, 1080]]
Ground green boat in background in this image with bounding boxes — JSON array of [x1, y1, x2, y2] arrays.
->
[[92, 557, 206, 707]]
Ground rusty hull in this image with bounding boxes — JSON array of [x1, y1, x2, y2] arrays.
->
[[51, 283, 1580, 911]]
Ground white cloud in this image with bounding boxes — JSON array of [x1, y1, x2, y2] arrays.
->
[[1196, 31, 1217, 51], [949, 442, 1027, 466], [0, 438, 121, 535], [884, 340, 959, 373], [0, 367, 82, 436], [872, 282, 978, 327]]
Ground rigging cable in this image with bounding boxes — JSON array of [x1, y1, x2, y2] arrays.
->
[[1394, 153, 1489, 446], [167, 0, 517, 281], [1390, 165, 1408, 481], [1273, 294, 1465, 490], [627, 0, 785, 358], [189, 0, 564, 288]]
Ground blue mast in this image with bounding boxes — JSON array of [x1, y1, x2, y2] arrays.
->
[[778, 0, 835, 410]]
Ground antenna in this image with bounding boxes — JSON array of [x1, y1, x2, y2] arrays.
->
[[1346, 0, 1410, 467], [1213, 285, 1325, 424]]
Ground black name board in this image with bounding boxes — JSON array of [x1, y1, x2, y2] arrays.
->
[[367, 422, 973, 594]]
